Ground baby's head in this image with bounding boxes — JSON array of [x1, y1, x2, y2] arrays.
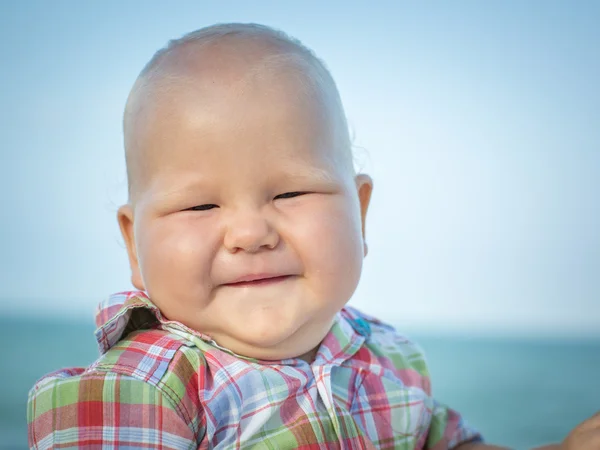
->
[[118, 23, 372, 361]]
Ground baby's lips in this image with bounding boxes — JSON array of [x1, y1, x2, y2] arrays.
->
[[223, 273, 294, 286]]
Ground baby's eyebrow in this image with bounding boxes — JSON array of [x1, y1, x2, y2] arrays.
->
[[277, 168, 339, 185], [143, 178, 211, 204], [270, 161, 345, 184], [145, 165, 342, 204]]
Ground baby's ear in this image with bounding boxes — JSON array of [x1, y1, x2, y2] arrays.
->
[[117, 205, 145, 290], [355, 174, 373, 256]]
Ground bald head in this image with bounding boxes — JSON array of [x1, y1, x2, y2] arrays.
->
[[123, 23, 353, 201]]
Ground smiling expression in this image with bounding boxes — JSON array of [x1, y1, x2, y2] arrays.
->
[[118, 39, 372, 361]]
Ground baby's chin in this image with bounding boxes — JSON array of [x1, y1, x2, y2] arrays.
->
[[208, 314, 330, 361]]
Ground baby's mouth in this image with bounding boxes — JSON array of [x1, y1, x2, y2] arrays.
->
[[223, 274, 292, 287]]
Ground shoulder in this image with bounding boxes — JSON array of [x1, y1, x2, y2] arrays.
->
[[342, 306, 431, 390], [28, 369, 202, 449], [341, 308, 483, 447], [28, 328, 206, 445], [93, 328, 204, 382], [96, 327, 206, 411]]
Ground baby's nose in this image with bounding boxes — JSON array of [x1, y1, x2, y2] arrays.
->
[[223, 209, 279, 253]]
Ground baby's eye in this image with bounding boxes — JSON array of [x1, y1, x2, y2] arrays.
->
[[274, 192, 307, 200], [186, 204, 219, 211]]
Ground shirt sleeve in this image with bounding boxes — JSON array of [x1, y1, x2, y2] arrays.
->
[[425, 399, 483, 449], [27, 368, 199, 449]]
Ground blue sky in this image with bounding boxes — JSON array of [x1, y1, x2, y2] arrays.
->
[[1, 1, 598, 336]]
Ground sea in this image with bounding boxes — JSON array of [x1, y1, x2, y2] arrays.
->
[[2, 316, 598, 450]]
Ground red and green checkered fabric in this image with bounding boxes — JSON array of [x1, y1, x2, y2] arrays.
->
[[28, 291, 482, 449]]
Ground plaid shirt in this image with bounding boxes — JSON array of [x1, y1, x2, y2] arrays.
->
[[28, 291, 482, 449]]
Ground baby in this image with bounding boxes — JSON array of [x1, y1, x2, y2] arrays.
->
[[27, 23, 597, 450]]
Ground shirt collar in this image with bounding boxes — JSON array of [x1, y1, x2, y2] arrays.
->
[[95, 291, 369, 364]]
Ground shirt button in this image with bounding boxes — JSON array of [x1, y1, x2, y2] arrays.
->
[[351, 318, 371, 338]]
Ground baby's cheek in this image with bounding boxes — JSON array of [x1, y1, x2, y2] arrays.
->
[[139, 219, 213, 291], [301, 199, 364, 297]]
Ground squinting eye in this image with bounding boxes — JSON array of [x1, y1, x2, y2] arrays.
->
[[187, 204, 219, 211], [274, 192, 307, 200]]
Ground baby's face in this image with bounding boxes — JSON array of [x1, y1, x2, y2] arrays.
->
[[119, 58, 372, 360]]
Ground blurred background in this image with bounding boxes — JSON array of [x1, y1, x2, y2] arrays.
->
[[1, 1, 598, 449]]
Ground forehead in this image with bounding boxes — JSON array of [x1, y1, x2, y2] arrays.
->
[[143, 75, 343, 157], [142, 47, 337, 127], [124, 41, 352, 199], [151, 77, 341, 173]]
